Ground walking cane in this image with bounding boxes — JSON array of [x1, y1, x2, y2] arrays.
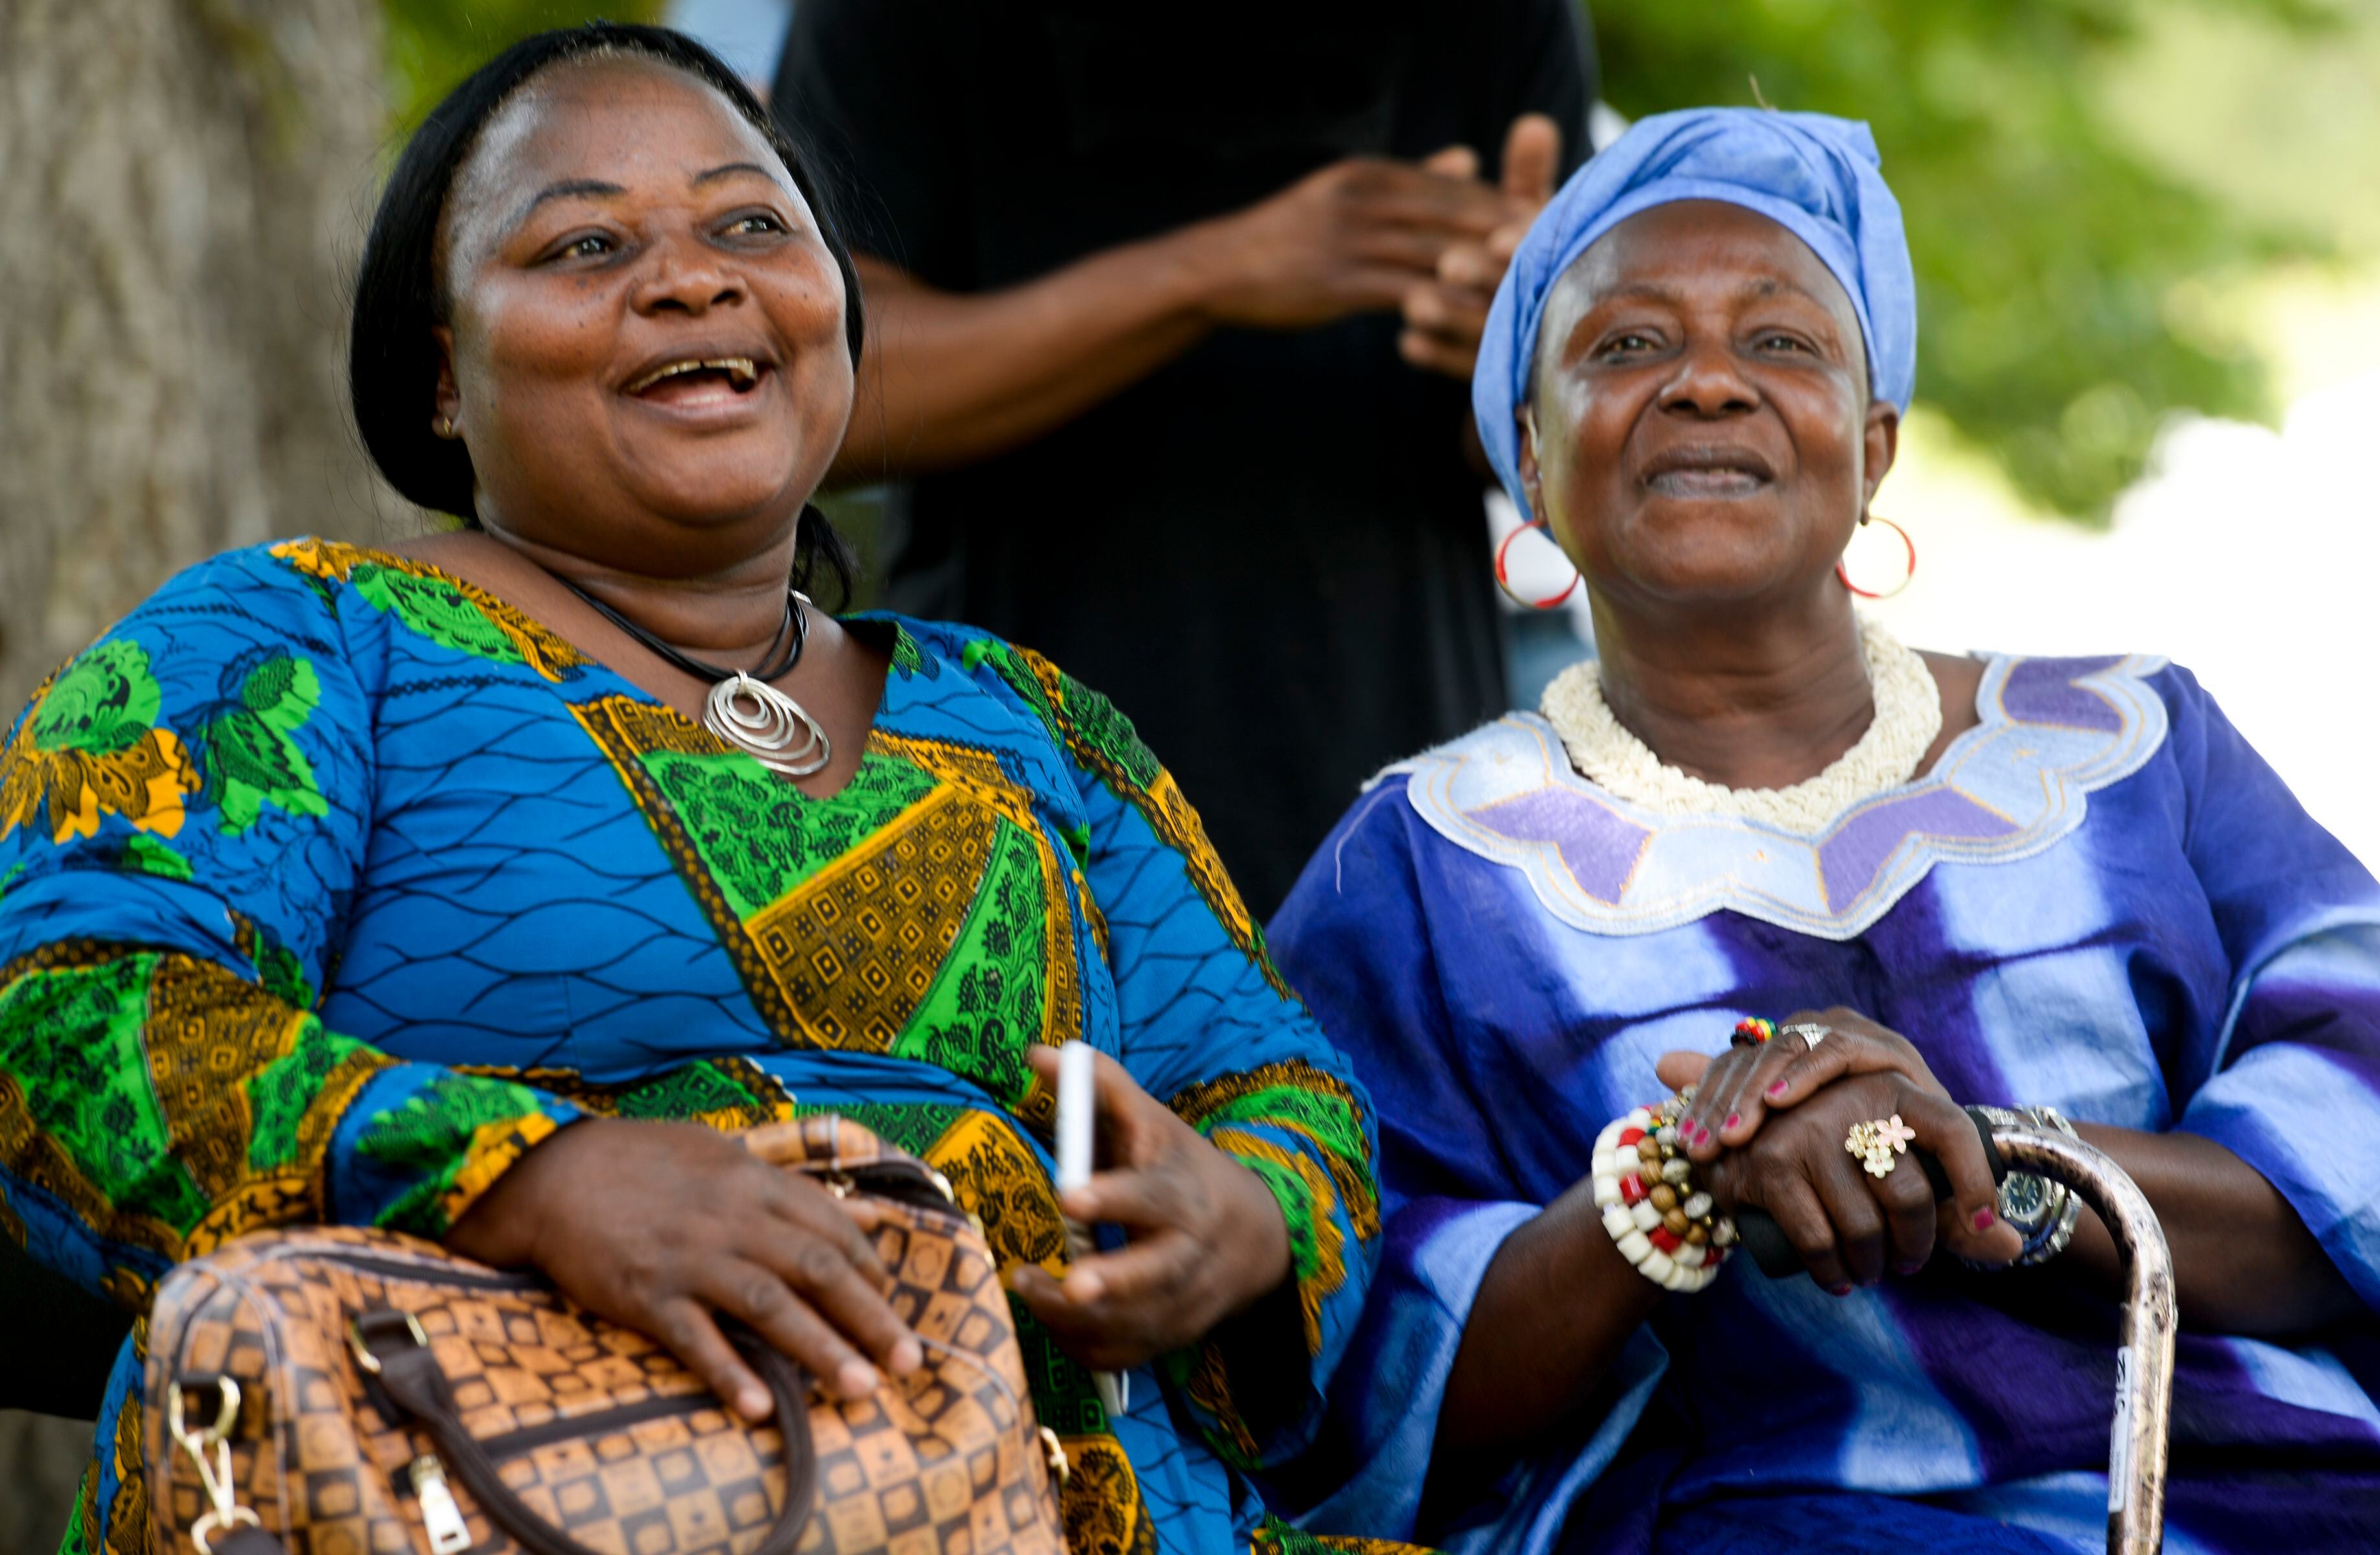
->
[[1734, 1111, 2177, 1555]]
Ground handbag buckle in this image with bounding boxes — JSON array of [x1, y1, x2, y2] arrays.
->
[[168, 1375, 262, 1554], [347, 1309, 430, 1376], [1039, 1425, 1071, 1487]]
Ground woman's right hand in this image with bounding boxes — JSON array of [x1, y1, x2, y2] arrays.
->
[[443, 1117, 921, 1422], [1659, 1008, 1947, 1161]]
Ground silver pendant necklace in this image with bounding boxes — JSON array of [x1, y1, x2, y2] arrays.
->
[[700, 668, 829, 777], [562, 577, 832, 778]]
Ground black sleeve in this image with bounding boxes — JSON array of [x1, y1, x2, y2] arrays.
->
[[769, 0, 971, 285], [1478, 0, 1599, 182]]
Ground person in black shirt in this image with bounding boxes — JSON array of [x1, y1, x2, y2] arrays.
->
[[774, 1, 1596, 914]]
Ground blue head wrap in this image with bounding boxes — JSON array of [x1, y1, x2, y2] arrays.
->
[[1473, 108, 1915, 517]]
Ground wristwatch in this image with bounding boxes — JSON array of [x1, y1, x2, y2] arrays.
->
[[1969, 1105, 2083, 1266]]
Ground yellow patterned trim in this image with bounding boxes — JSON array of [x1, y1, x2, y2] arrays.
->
[[874, 730, 1085, 1054], [268, 538, 589, 682], [1053, 1434, 1161, 1555], [270, 535, 366, 584], [923, 1109, 1070, 1276], [0, 1066, 179, 1287], [1007, 646, 1293, 1001], [435, 1111, 562, 1230], [1211, 1130, 1346, 1353], [570, 696, 816, 1044], [1169, 1062, 1381, 1242], [453, 1056, 795, 1131], [143, 956, 310, 1201], [102, 1319, 147, 1555], [747, 782, 994, 1052]]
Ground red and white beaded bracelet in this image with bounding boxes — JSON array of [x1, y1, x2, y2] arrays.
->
[[1591, 1092, 1737, 1293]]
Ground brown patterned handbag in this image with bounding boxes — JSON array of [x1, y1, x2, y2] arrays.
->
[[143, 1114, 1069, 1555]]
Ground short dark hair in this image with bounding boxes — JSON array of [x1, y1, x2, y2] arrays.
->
[[349, 23, 861, 601]]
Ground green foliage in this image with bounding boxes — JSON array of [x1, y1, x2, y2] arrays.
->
[[1592, 1, 2340, 516], [381, 1, 662, 132]]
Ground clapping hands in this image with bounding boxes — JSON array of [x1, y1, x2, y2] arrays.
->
[[1399, 114, 1562, 380], [1196, 111, 1562, 385]]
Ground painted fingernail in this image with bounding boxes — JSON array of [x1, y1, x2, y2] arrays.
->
[[1766, 1080, 1788, 1098], [1894, 1260, 1924, 1276], [1972, 1206, 1997, 1231], [1829, 1284, 1854, 1298], [1724, 1113, 1741, 1131]]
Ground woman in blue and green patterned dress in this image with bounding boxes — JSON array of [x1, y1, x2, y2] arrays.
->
[[0, 26, 1389, 1555]]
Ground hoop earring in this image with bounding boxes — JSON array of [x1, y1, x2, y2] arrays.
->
[[1835, 514, 1915, 600], [1495, 518, 1583, 610]]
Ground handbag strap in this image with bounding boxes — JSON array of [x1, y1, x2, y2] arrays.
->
[[353, 1309, 818, 1555]]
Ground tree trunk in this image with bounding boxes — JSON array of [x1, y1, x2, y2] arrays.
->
[[0, 0, 398, 1540], [0, 0, 405, 721]]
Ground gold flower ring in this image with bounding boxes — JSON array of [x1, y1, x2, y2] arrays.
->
[[1845, 1114, 1915, 1178]]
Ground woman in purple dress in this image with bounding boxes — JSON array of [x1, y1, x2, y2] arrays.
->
[[1268, 108, 2380, 1554]]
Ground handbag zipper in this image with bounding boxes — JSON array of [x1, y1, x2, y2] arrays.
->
[[318, 1248, 543, 1291], [409, 1454, 473, 1554]]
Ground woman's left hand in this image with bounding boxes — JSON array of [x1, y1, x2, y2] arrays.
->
[[1010, 1046, 1293, 1371], [1670, 1065, 2023, 1287]]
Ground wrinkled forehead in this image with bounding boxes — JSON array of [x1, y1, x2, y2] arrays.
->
[[440, 55, 792, 275], [1533, 198, 1869, 390]]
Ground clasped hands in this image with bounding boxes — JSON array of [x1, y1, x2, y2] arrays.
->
[[445, 1045, 1290, 1422], [1651, 1009, 2026, 1293], [1195, 112, 1563, 381]]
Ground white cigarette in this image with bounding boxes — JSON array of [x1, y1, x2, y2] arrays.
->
[[1057, 1041, 1095, 1192]]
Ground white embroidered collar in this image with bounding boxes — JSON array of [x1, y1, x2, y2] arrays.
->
[[1381, 652, 2172, 940], [1540, 614, 1941, 831]]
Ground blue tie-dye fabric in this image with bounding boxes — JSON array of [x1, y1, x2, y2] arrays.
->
[[1268, 656, 2380, 1554]]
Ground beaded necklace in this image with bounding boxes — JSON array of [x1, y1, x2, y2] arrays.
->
[[1540, 614, 1941, 832]]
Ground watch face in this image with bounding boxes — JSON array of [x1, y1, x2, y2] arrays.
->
[[1999, 1173, 2051, 1226]]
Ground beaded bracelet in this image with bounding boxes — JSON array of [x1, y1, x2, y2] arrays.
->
[[1591, 1089, 1737, 1293]]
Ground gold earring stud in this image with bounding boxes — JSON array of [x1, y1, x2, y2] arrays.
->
[[432, 415, 457, 439]]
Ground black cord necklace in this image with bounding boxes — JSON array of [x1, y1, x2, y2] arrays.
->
[[562, 578, 808, 682], [560, 578, 831, 778]]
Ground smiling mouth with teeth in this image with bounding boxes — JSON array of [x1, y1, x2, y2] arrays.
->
[[625, 356, 762, 395]]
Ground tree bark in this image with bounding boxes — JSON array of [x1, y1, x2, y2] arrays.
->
[[0, 0, 399, 1539], [0, 0, 406, 720]]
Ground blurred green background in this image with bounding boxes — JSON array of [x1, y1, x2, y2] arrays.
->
[[386, 0, 660, 127]]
